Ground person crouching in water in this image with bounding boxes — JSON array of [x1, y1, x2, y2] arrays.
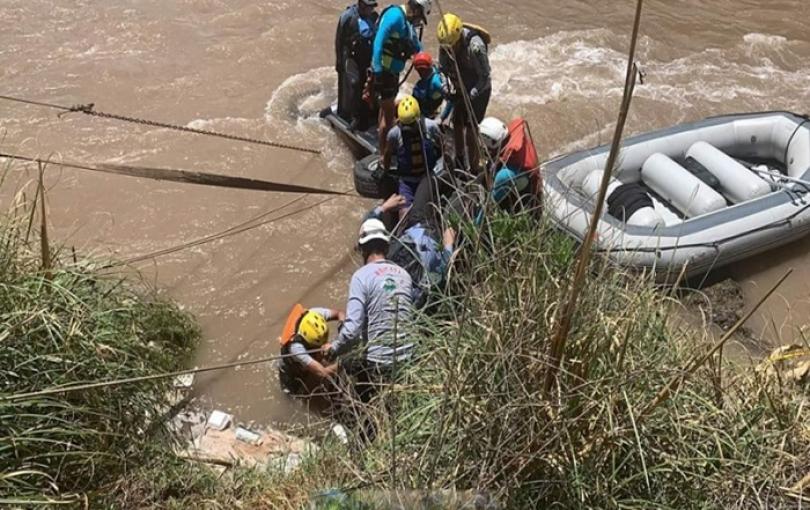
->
[[324, 219, 413, 404], [278, 304, 345, 397], [380, 95, 442, 219]]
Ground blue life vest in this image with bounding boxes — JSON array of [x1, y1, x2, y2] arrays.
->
[[412, 67, 444, 116]]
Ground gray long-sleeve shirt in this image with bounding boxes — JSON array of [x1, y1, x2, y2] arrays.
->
[[331, 260, 414, 365]]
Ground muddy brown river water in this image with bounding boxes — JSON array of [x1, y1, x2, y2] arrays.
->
[[2, 0, 809, 425]]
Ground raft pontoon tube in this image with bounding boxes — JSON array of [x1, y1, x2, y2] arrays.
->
[[542, 111, 810, 282], [320, 103, 378, 158]]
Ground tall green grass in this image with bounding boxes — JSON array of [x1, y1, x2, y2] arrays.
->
[[0, 204, 200, 504], [328, 210, 810, 509]]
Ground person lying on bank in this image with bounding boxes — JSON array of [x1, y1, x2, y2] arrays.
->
[[366, 192, 456, 308]]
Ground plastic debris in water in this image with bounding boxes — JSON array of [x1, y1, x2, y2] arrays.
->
[[330, 423, 348, 445], [234, 426, 262, 446], [206, 410, 233, 431], [173, 373, 194, 389]]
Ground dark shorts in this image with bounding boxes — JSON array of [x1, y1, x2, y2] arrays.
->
[[454, 86, 491, 125], [376, 71, 399, 101], [398, 178, 422, 207], [405, 174, 440, 231]]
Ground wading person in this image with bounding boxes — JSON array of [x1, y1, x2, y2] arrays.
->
[[437, 12, 492, 173], [278, 304, 345, 396], [371, 0, 431, 154], [335, 0, 379, 130]]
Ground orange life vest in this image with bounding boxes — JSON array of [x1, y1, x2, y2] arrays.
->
[[500, 117, 542, 197], [279, 303, 306, 349]]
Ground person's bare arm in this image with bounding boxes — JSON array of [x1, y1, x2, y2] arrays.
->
[[304, 359, 338, 380], [383, 144, 393, 172]]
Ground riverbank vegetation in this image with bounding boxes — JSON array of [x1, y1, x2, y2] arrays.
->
[[0, 190, 200, 505], [2, 171, 808, 508], [346, 210, 810, 508]]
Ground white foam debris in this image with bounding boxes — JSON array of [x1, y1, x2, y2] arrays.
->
[[743, 33, 788, 47], [186, 117, 254, 130]]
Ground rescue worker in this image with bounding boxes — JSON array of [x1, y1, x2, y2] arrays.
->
[[367, 193, 456, 308], [411, 51, 446, 119], [380, 95, 442, 215], [324, 218, 414, 401], [371, 0, 432, 154], [479, 116, 541, 210], [335, 0, 379, 130], [278, 305, 345, 396], [437, 13, 492, 173]]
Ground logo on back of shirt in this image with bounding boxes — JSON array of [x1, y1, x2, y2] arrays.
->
[[383, 277, 397, 293]]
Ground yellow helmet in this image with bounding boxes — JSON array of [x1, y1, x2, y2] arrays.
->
[[297, 310, 329, 346], [437, 13, 463, 46], [397, 95, 421, 125]]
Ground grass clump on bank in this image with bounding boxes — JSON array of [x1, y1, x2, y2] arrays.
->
[[318, 210, 810, 509], [0, 213, 200, 504]]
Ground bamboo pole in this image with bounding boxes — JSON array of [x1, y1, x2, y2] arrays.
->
[[544, 0, 645, 394]]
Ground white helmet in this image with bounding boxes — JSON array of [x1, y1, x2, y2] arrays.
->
[[479, 117, 508, 152], [410, 0, 431, 18], [358, 218, 390, 245]]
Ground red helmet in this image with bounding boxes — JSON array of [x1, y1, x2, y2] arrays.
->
[[413, 52, 433, 70]]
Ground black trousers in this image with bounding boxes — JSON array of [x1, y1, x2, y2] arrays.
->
[[337, 57, 373, 130]]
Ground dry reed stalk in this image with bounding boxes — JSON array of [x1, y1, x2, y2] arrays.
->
[[544, 0, 645, 395], [37, 162, 51, 277]]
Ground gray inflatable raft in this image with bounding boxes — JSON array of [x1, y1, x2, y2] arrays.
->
[[542, 111, 810, 282]]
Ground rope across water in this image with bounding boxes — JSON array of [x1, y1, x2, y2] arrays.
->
[[0, 94, 321, 155]]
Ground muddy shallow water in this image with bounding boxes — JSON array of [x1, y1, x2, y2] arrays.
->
[[2, 0, 809, 425]]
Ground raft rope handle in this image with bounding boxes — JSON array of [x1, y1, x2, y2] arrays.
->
[[783, 118, 810, 173], [396, 26, 423, 88], [0, 94, 321, 156]]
